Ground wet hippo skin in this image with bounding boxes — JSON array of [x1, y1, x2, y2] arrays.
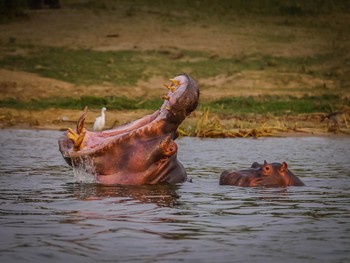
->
[[220, 160, 305, 187], [58, 74, 199, 185]]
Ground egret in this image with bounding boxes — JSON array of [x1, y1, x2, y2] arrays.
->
[[93, 107, 107, 131]]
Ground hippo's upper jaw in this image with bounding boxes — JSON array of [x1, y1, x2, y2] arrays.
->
[[58, 74, 199, 185]]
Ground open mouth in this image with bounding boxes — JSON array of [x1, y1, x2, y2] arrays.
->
[[59, 73, 199, 160]]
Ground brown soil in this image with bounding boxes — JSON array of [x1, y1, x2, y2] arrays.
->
[[0, 5, 349, 136]]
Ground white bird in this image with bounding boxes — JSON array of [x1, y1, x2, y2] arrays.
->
[[93, 107, 107, 131]]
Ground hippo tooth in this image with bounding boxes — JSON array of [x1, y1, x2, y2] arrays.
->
[[67, 127, 86, 150], [76, 106, 88, 134], [166, 106, 171, 110], [67, 131, 77, 142], [162, 95, 170, 100], [169, 78, 180, 87], [67, 128, 78, 140], [164, 83, 175, 92], [74, 131, 86, 150]]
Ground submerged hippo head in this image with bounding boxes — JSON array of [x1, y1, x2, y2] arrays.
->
[[219, 160, 304, 187], [58, 74, 199, 185]]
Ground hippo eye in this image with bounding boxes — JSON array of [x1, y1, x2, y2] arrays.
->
[[265, 167, 270, 171]]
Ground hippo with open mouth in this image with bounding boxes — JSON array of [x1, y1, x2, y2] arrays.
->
[[58, 74, 199, 185], [220, 161, 305, 187]]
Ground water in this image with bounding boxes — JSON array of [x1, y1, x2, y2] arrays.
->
[[0, 129, 349, 263]]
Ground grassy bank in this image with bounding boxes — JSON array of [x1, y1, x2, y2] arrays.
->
[[1, 0, 349, 136], [0, 43, 348, 113], [0, 94, 347, 115], [0, 43, 346, 87]]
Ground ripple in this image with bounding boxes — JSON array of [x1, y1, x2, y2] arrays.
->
[[0, 130, 349, 262]]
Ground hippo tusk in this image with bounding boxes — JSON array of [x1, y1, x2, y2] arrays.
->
[[164, 83, 175, 92], [73, 131, 86, 151], [76, 106, 88, 134], [169, 78, 180, 87], [67, 128, 78, 140], [66, 107, 89, 151], [67, 127, 86, 151], [162, 95, 170, 100]]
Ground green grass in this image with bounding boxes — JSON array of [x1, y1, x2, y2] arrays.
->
[[0, 96, 162, 110], [0, 44, 346, 116], [202, 94, 346, 115], [0, 44, 337, 86], [0, 46, 147, 85], [1, 94, 347, 116]]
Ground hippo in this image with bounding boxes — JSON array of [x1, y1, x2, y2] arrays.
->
[[58, 74, 199, 185], [219, 160, 305, 187]]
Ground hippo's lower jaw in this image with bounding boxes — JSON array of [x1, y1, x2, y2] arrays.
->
[[58, 74, 199, 185], [220, 161, 305, 187]]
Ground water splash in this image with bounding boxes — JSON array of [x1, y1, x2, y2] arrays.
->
[[72, 155, 97, 183]]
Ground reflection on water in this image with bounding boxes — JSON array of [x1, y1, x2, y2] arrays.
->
[[0, 130, 349, 263], [68, 183, 181, 207]]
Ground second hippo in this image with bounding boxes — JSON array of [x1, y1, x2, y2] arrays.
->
[[219, 160, 305, 187]]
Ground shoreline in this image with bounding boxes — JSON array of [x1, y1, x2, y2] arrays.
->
[[2, 125, 349, 139], [1, 109, 349, 138], [1, 7, 349, 140]]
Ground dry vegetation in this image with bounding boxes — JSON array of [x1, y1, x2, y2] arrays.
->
[[0, 0, 350, 136]]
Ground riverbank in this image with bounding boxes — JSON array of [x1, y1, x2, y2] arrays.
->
[[1, 106, 349, 138], [1, 1, 349, 137]]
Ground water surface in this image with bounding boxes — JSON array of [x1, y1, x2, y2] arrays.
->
[[0, 129, 349, 263]]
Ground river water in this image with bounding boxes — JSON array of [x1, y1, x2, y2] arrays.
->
[[0, 129, 349, 263]]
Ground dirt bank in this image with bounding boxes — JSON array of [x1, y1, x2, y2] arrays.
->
[[0, 2, 349, 136]]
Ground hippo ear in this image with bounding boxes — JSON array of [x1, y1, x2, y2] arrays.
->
[[280, 162, 288, 172], [251, 162, 260, 168], [263, 160, 268, 165]]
